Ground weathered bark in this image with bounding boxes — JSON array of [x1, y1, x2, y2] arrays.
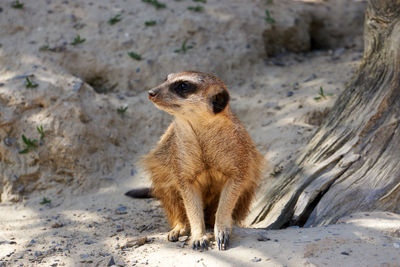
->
[[250, 0, 400, 228]]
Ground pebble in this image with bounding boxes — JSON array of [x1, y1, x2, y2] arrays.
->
[[178, 236, 188, 242], [12, 74, 33, 80], [251, 257, 262, 262], [84, 240, 96, 245], [287, 91, 294, 97], [257, 235, 270, 242], [72, 80, 83, 91], [4, 137, 16, 146], [34, 251, 43, 257], [121, 236, 148, 249], [340, 251, 350, 256], [270, 58, 286, 67], [303, 74, 317, 82], [263, 102, 279, 109], [51, 222, 64, 228], [107, 256, 115, 266], [0, 239, 17, 245], [393, 243, 400, 249], [27, 239, 36, 247], [177, 242, 186, 248], [115, 206, 127, 215]]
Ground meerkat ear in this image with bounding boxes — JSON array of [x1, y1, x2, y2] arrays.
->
[[209, 88, 230, 114]]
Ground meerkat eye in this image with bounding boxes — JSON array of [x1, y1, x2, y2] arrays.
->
[[170, 81, 197, 97], [179, 82, 189, 91]]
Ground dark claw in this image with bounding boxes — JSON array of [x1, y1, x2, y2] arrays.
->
[[168, 235, 177, 242], [192, 242, 195, 250], [217, 231, 230, 250], [201, 241, 208, 251]]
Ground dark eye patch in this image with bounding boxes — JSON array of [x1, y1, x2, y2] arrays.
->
[[169, 81, 197, 98]]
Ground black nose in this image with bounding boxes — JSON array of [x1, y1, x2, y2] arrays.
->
[[148, 89, 157, 97]]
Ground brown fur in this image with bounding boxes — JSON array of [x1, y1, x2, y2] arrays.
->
[[141, 71, 264, 250]]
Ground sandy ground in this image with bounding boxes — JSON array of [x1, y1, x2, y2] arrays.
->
[[1, 193, 400, 266], [1, 0, 399, 266], [2, 50, 400, 267]]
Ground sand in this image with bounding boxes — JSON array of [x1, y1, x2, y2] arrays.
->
[[1, 0, 399, 266]]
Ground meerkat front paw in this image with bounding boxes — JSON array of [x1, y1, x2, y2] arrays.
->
[[191, 234, 209, 251], [168, 224, 188, 242], [214, 224, 232, 250]]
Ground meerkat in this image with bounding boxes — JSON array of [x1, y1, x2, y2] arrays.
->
[[139, 71, 263, 250]]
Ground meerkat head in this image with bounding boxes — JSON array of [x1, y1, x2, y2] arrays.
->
[[148, 71, 230, 118]]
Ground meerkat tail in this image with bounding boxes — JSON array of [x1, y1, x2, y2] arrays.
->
[[125, 187, 154, 198]]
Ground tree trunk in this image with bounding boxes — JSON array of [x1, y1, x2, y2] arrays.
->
[[250, 0, 400, 229]]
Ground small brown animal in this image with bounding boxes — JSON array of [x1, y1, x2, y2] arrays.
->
[[141, 71, 263, 250]]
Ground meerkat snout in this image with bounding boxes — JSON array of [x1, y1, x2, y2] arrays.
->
[[148, 89, 158, 98]]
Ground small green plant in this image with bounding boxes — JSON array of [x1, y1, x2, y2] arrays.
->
[[187, 5, 203, 12], [267, 0, 273, 4], [25, 77, 38, 88], [117, 106, 128, 116], [39, 45, 50, 51], [128, 51, 142, 61], [36, 125, 45, 140], [142, 0, 166, 9], [11, 0, 24, 9], [40, 197, 51, 205], [314, 86, 333, 101], [108, 14, 122, 25], [70, 35, 86, 46], [265, 9, 275, 24], [19, 135, 38, 154], [145, 20, 157, 26], [192, 0, 206, 3], [174, 40, 193, 53]]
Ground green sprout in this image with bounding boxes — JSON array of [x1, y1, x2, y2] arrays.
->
[[174, 40, 193, 54], [142, 0, 166, 9], [128, 51, 142, 61], [11, 1, 24, 9], [37, 125, 45, 140], [314, 86, 333, 101], [39, 45, 50, 51], [70, 35, 86, 46], [265, 9, 275, 24], [108, 14, 122, 25], [40, 197, 51, 205], [117, 106, 128, 116], [25, 77, 38, 88], [187, 5, 203, 12], [192, 0, 206, 3], [145, 20, 157, 26], [19, 135, 38, 154]]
